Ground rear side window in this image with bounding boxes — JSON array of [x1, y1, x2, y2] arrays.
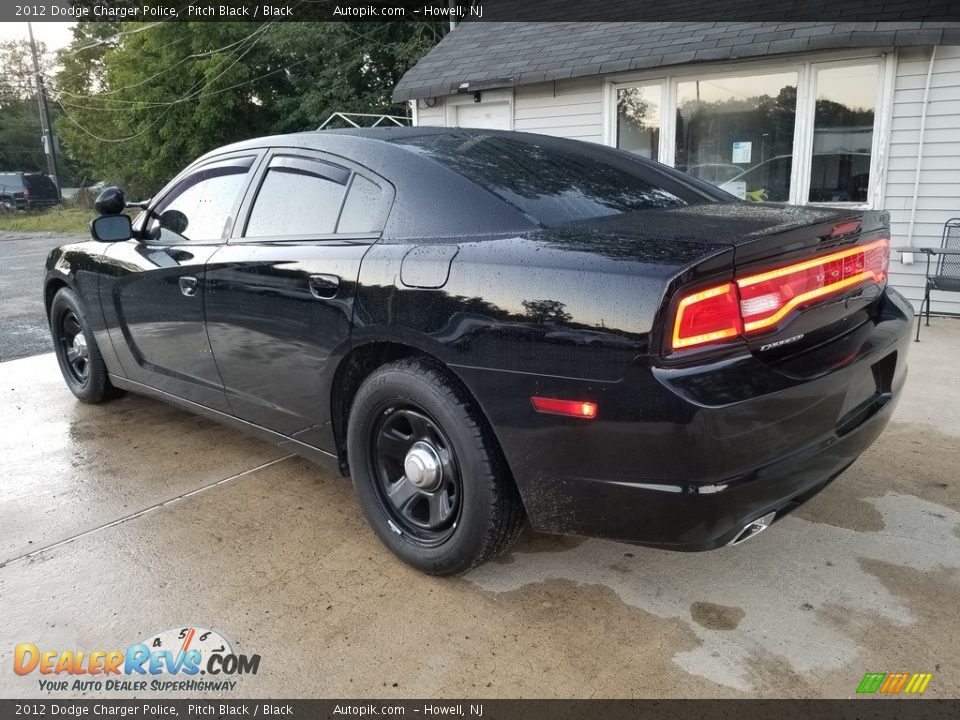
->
[[246, 156, 349, 237], [337, 175, 383, 234], [395, 133, 698, 226], [23, 173, 59, 200]]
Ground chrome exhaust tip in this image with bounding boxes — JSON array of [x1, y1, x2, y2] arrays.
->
[[727, 511, 777, 547]]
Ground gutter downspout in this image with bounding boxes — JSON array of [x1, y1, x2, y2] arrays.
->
[[905, 45, 937, 261]]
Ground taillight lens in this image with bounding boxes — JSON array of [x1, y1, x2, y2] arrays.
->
[[671, 282, 742, 350], [737, 238, 889, 334], [669, 238, 889, 352]]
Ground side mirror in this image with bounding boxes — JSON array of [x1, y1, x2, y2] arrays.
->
[[159, 209, 188, 234], [94, 186, 126, 215], [91, 214, 133, 242]]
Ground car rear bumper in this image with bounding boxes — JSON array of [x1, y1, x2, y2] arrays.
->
[[455, 286, 912, 549], [26, 199, 60, 210]]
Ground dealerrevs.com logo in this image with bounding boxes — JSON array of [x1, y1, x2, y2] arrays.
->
[[14, 626, 260, 693]]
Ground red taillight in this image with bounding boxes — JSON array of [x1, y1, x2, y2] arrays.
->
[[671, 282, 742, 350], [669, 238, 889, 352], [531, 396, 598, 419], [737, 238, 889, 334]]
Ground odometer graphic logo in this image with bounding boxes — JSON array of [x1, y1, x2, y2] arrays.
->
[[14, 625, 260, 693]]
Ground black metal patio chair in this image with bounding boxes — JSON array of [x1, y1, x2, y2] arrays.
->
[[917, 217, 960, 340]]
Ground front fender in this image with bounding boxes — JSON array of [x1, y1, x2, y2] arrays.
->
[[43, 241, 123, 376]]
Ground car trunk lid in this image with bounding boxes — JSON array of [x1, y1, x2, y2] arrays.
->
[[571, 202, 890, 370]]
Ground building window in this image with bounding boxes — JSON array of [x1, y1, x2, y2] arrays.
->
[[605, 55, 888, 208], [616, 84, 662, 160], [810, 64, 879, 204], [674, 72, 798, 201]]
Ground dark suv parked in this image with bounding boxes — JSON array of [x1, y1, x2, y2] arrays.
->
[[0, 172, 60, 210]]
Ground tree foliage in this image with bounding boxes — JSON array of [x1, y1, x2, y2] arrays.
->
[[0, 40, 48, 174], [53, 22, 445, 197], [266, 22, 445, 132]]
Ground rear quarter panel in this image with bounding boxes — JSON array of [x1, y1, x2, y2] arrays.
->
[[353, 232, 731, 383]]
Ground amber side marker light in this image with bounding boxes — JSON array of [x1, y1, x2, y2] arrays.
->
[[671, 238, 890, 351], [531, 396, 598, 419]]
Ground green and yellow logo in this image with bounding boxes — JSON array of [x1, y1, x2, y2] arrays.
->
[[857, 672, 933, 695]]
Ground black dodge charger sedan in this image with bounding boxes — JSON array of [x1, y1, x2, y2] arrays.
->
[[45, 128, 911, 574]]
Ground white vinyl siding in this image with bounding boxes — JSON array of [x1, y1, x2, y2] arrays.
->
[[412, 99, 445, 127], [513, 77, 604, 142], [410, 47, 960, 315], [885, 46, 960, 315], [409, 77, 604, 141]]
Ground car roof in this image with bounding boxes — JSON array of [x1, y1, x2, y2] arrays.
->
[[205, 125, 632, 160], [193, 127, 727, 239], [200, 128, 544, 239]]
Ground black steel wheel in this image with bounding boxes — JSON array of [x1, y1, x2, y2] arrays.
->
[[59, 310, 90, 385], [347, 357, 524, 575], [49, 287, 118, 404], [371, 405, 462, 546]]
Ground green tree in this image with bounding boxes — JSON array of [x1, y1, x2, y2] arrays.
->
[[55, 22, 293, 197], [0, 40, 47, 174], [266, 22, 445, 132], [53, 21, 446, 197]]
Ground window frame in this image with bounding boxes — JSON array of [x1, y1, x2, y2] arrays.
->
[[602, 50, 896, 209], [135, 150, 263, 246], [610, 80, 666, 162], [230, 147, 393, 244]]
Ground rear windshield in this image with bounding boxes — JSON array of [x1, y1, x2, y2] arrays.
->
[[23, 174, 59, 199], [394, 133, 708, 226]]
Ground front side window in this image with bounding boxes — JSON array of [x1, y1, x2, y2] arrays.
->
[[810, 64, 878, 203], [245, 156, 349, 237], [616, 84, 662, 161], [674, 72, 798, 202], [148, 157, 254, 243]]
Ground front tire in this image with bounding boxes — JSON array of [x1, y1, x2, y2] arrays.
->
[[50, 287, 118, 404], [347, 358, 524, 575]]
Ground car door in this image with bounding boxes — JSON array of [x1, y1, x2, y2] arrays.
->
[[99, 152, 261, 411], [204, 150, 392, 451]]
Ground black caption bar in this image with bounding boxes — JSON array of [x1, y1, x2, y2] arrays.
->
[[3, 700, 960, 720], [5, 0, 960, 23]]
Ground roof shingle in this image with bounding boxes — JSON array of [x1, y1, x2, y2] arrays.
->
[[393, 21, 960, 102]]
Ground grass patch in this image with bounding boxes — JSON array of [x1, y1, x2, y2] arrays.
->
[[0, 207, 95, 234]]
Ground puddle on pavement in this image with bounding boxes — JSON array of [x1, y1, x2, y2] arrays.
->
[[690, 602, 745, 631], [466, 421, 960, 693]]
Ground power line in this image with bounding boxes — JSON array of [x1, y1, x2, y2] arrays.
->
[[52, 28, 269, 142], [55, 22, 393, 143], [51, 28, 195, 90], [56, 27, 272, 100], [50, 24, 274, 108], [56, 13, 192, 60]]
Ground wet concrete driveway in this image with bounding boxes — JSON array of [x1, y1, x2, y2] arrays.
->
[[1, 322, 959, 699]]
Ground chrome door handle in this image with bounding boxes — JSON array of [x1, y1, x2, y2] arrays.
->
[[308, 274, 340, 299], [178, 276, 199, 297]]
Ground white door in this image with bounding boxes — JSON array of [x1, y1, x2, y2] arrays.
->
[[455, 102, 511, 130]]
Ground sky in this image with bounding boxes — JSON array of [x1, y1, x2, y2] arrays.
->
[[0, 22, 76, 52]]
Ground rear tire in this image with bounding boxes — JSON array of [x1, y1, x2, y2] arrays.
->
[[347, 358, 524, 575], [50, 287, 118, 404]]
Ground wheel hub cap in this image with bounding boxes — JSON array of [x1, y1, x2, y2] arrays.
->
[[73, 333, 88, 358], [404, 441, 442, 490]]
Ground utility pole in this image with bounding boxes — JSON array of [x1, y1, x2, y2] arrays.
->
[[448, 0, 458, 32], [27, 22, 61, 199]]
